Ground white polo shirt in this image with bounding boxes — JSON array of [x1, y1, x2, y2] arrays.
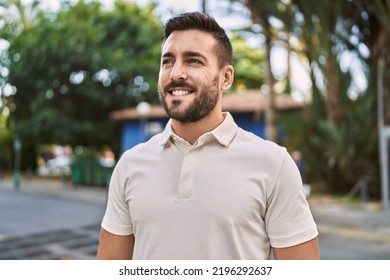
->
[[101, 112, 318, 259]]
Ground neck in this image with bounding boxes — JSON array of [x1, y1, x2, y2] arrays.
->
[[171, 112, 224, 144]]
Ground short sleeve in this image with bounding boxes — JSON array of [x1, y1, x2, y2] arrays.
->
[[101, 154, 133, 235], [265, 152, 318, 248]]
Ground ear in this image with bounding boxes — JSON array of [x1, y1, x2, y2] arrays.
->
[[221, 65, 234, 91]]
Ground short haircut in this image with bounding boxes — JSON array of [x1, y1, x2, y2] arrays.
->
[[164, 12, 232, 68]]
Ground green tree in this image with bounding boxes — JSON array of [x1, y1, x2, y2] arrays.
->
[[286, 0, 380, 194], [363, 0, 390, 124], [3, 0, 163, 170], [0, 113, 12, 174], [230, 0, 380, 195], [231, 33, 265, 90], [0, 0, 41, 172]]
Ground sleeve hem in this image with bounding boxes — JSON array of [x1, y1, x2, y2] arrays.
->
[[101, 221, 133, 236], [270, 226, 319, 249]]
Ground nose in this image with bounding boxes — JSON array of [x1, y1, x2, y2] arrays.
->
[[170, 63, 187, 81]]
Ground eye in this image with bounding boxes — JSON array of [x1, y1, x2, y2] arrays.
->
[[161, 58, 174, 67], [187, 58, 202, 65]]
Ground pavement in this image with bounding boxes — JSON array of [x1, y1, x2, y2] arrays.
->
[[1, 175, 390, 260], [0, 176, 107, 260], [310, 196, 390, 242], [309, 195, 390, 259]]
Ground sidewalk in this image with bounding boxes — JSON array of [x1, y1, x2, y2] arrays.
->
[[309, 195, 390, 243], [0, 175, 108, 204], [0, 176, 107, 259]]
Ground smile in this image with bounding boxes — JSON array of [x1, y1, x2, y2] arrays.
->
[[170, 90, 193, 96]]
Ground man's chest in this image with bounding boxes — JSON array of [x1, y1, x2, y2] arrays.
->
[[125, 152, 268, 231]]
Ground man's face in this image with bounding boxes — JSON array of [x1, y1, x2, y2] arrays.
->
[[158, 29, 224, 123]]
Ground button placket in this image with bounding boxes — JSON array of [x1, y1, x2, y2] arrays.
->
[[176, 147, 198, 200]]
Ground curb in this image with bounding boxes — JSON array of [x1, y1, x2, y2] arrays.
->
[[318, 224, 390, 243]]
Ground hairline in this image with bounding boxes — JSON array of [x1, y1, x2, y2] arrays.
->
[[162, 28, 230, 69]]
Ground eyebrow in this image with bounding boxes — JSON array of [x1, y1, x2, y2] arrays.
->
[[162, 51, 208, 62], [183, 51, 208, 62]]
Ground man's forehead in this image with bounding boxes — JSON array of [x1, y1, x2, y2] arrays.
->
[[162, 29, 216, 53], [163, 29, 216, 48]]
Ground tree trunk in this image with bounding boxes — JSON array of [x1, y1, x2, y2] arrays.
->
[[325, 53, 343, 126], [324, 0, 343, 127], [201, 0, 207, 13], [242, 0, 278, 141], [262, 14, 278, 142], [380, 32, 390, 125]]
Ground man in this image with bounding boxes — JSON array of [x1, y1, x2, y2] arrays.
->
[[97, 12, 319, 260]]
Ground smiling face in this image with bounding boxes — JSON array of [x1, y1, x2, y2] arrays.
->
[[158, 29, 232, 123]]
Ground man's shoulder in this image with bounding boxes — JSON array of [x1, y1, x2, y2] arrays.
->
[[229, 127, 289, 169], [235, 127, 286, 153]]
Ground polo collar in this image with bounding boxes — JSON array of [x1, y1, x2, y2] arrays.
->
[[159, 112, 238, 147]]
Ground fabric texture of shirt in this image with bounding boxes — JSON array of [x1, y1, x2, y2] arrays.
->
[[101, 112, 318, 259]]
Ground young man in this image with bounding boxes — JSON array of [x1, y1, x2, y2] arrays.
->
[[97, 12, 319, 260]]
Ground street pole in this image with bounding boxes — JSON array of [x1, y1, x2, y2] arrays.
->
[[378, 59, 389, 210], [13, 139, 21, 191]]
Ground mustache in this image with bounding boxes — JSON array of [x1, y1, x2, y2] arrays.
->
[[163, 81, 197, 92]]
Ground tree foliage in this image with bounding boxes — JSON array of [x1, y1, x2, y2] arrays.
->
[[230, 0, 382, 196], [1, 0, 386, 198], [2, 0, 163, 169], [0, 0, 268, 172], [230, 33, 265, 90], [0, 113, 12, 172]]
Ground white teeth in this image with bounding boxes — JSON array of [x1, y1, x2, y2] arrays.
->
[[171, 90, 190, 96]]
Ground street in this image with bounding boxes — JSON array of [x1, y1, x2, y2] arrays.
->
[[312, 202, 390, 260], [0, 180, 106, 259], [318, 228, 390, 259]]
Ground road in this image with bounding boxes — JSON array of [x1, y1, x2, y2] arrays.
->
[[312, 203, 390, 260], [0, 181, 106, 260]]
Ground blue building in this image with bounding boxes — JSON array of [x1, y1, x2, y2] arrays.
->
[[111, 90, 304, 154]]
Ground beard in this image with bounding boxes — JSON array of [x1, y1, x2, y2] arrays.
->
[[158, 76, 220, 123]]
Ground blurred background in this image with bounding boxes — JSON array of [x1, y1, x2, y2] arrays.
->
[[0, 0, 389, 260]]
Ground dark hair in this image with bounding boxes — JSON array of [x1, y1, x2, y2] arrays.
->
[[164, 12, 232, 68]]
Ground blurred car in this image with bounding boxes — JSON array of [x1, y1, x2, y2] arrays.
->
[[45, 155, 71, 176]]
